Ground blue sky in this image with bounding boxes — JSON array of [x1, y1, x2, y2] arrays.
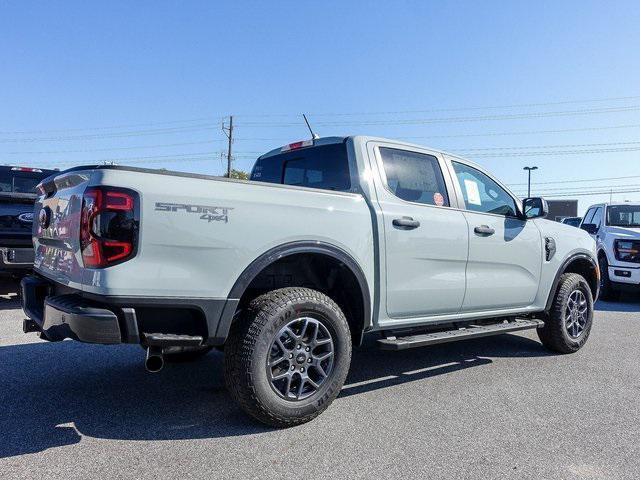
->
[[2, 0, 639, 213]]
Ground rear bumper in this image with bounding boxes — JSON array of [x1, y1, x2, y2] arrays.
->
[[21, 275, 122, 343], [21, 274, 238, 345], [0, 247, 34, 273]]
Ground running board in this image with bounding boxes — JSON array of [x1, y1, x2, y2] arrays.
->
[[377, 319, 544, 351]]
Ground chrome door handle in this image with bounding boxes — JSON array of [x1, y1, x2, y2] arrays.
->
[[474, 225, 495, 236]]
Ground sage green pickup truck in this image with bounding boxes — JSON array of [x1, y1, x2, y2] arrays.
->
[[22, 136, 598, 427]]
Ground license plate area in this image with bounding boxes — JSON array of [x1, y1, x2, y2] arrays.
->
[[2, 248, 35, 265]]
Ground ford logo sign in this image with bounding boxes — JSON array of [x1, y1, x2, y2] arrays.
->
[[38, 207, 51, 229], [18, 212, 34, 223]]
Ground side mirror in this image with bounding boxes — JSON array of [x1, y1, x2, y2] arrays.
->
[[581, 223, 598, 234], [522, 197, 548, 219]]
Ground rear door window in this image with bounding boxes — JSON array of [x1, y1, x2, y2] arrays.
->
[[250, 143, 351, 192], [378, 148, 450, 207]]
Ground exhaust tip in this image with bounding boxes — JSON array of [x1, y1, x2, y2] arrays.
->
[[145, 347, 164, 373]]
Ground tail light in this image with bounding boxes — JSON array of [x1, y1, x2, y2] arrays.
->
[[80, 187, 139, 268]]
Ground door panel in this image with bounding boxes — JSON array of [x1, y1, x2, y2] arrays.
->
[[383, 201, 469, 317], [370, 144, 469, 318], [462, 212, 542, 310], [447, 159, 543, 311]]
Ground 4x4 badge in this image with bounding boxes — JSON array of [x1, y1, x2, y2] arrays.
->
[[155, 202, 232, 223]]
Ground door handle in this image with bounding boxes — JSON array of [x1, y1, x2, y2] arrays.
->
[[474, 225, 495, 236], [393, 217, 420, 229]]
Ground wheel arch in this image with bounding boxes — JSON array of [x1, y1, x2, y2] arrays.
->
[[224, 241, 372, 346], [545, 253, 600, 311]]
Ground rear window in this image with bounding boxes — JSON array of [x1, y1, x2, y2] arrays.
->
[[0, 170, 51, 194], [250, 143, 351, 192]]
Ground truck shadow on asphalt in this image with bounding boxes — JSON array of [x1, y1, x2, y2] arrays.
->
[[0, 332, 553, 458]]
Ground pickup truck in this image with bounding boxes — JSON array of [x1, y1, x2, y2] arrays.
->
[[21, 136, 599, 427], [580, 202, 640, 300], [0, 165, 57, 279]]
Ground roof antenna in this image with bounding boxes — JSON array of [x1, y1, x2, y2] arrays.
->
[[303, 114, 320, 140]]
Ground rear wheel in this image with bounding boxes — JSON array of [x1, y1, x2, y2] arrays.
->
[[538, 273, 594, 353], [224, 287, 352, 427], [598, 255, 620, 301]]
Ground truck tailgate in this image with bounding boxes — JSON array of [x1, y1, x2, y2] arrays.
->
[[33, 170, 93, 288]]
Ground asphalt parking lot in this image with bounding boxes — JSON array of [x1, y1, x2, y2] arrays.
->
[[1, 281, 639, 480]]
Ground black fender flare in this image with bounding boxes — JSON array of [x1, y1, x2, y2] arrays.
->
[[217, 241, 372, 343], [544, 253, 599, 311]]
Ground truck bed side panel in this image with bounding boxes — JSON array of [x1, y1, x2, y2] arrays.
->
[[78, 169, 374, 301]]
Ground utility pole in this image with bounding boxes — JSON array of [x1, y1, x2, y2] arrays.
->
[[222, 115, 234, 177], [523, 166, 538, 198]]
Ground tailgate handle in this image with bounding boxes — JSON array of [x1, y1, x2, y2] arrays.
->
[[393, 217, 420, 229], [474, 225, 495, 236]]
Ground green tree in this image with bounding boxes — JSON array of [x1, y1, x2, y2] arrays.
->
[[225, 169, 249, 180]]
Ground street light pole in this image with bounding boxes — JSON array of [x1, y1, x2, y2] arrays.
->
[[523, 166, 538, 198]]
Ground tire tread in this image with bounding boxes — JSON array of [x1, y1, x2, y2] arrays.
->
[[224, 287, 350, 427]]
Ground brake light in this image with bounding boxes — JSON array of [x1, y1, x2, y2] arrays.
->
[[11, 166, 43, 172], [282, 139, 313, 152], [80, 186, 138, 268]]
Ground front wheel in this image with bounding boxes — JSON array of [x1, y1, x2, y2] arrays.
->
[[538, 273, 594, 353], [224, 287, 352, 427], [598, 255, 620, 301]]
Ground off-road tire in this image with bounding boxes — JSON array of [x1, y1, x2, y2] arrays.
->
[[163, 346, 214, 363], [598, 255, 620, 301], [538, 273, 593, 353], [224, 287, 352, 427]]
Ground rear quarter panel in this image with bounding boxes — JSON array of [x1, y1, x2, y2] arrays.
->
[[80, 169, 375, 300]]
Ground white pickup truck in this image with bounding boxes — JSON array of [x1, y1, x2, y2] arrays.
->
[[580, 202, 640, 300], [22, 136, 599, 427]]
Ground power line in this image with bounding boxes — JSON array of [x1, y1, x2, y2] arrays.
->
[[0, 139, 221, 155], [0, 124, 219, 144], [0, 117, 221, 135], [517, 188, 640, 198], [508, 174, 640, 187], [451, 140, 640, 152], [228, 94, 640, 118], [467, 146, 640, 158], [236, 105, 640, 127], [514, 183, 640, 194], [231, 123, 640, 144], [4, 94, 638, 133], [32, 151, 217, 165]]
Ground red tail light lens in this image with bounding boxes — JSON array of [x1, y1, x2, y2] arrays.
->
[[80, 187, 138, 268]]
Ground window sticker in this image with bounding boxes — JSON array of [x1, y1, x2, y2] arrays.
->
[[433, 192, 445, 206], [464, 179, 482, 206]]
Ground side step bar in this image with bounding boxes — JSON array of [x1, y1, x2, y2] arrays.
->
[[377, 319, 544, 351]]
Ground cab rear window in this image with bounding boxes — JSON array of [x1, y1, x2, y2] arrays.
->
[[250, 143, 351, 192], [0, 171, 50, 194]]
